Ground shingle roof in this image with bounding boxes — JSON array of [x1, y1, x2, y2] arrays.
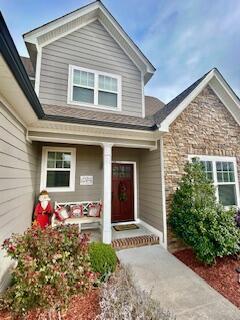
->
[[42, 104, 157, 130], [145, 96, 165, 117], [152, 69, 213, 124], [21, 56, 35, 78]]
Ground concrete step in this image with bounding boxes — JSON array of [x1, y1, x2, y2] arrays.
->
[[112, 234, 160, 250]]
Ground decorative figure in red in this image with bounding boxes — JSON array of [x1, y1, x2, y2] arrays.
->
[[34, 190, 53, 229]]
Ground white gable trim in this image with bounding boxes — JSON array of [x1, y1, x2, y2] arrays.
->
[[23, 1, 155, 77], [23, 2, 99, 43], [159, 69, 240, 132], [37, 18, 98, 48]]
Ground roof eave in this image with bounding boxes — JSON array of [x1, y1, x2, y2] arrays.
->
[[42, 114, 157, 131], [23, 0, 155, 78], [0, 12, 44, 119]]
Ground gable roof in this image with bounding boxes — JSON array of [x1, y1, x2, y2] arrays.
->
[[23, 0, 155, 84], [20, 56, 35, 78], [152, 70, 212, 124], [145, 96, 165, 117], [153, 68, 240, 131], [42, 104, 157, 131]]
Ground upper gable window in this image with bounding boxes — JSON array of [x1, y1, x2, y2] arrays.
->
[[68, 65, 122, 111]]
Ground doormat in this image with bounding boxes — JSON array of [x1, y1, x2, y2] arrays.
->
[[113, 224, 139, 231]]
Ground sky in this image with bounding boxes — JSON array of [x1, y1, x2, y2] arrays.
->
[[1, 0, 240, 103]]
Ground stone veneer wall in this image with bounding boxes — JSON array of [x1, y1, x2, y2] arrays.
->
[[163, 85, 240, 251]]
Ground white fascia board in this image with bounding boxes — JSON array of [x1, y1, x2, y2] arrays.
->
[[213, 69, 240, 106], [158, 69, 240, 132], [23, 2, 99, 44], [23, 1, 155, 77], [98, 4, 155, 74], [28, 120, 155, 140]]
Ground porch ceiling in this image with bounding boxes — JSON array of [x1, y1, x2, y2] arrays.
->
[[28, 130, 157, 150]]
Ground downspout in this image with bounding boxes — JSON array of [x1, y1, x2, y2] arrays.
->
[[160, 136, 167, 249]]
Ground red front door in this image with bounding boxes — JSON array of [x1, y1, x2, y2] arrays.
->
[[111, 163, 134, 223]]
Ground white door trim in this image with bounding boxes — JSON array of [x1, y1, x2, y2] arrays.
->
[[111, 161, 138, 224]]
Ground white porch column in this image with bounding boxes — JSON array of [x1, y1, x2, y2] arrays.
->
[[102, 143, 113, 244]]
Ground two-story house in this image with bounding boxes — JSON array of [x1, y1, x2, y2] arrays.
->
[[1, 0, 240, 289]]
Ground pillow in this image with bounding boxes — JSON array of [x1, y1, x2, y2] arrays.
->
[[55, 206, 70, 221], [71, 204, 83, 218], [88, 203, 101, 217]]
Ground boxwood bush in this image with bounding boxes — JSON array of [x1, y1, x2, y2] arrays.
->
[[169, 161, 240, 265], [89, 242, 117, 281]]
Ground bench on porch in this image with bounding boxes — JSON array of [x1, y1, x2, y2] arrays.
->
[[52, 201, 102, 232]]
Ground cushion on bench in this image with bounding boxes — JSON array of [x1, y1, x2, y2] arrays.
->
[[52, 201, 102, 228]]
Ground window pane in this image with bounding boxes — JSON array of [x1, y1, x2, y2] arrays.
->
[[98, 91, 117, 107], [200, 160, 213, 181], [47, 160, 55, 168], [207, 172, 213, 180], [229, 172, 235, 182], [73, 70, 80, 85], [206, 161, 212, 171], [217, 172, 223, 182], [48, 152, 55, 160], [46, 171, 70, 188], [99, 75, 117, 92], [56, 152, 63, 160], [56, 160, 63, 168], [216, 161, 222, 171], [223, 172, 229, 182], [222, 162, 228, 171], [73, 86, 94, 104], [218, 184, 236, 206], [216, 161, 235, 183], [64, 161, 71, 168], [63, 153, 71, 162], [73, 70, 94, 88]]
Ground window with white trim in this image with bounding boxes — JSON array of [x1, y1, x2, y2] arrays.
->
[[189, 155, 239, 207], [41, 147, 76, 192], [68, 65, 121, 110]]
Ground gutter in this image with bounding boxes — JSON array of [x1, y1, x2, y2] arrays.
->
[[43, 114, 159, 131], [0, 13, 45, 119]]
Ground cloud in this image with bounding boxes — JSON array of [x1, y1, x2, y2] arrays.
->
[[1, 0, 239, 100], [138, 0, 240, 102]]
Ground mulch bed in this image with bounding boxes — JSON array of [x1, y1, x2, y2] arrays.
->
[[0, 289, 100, 320], [174, 249, 240, 308]]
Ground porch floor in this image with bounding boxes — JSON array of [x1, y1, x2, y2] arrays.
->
[[85, 223, 160, 249]]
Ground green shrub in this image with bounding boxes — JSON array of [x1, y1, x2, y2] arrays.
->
[[169, 161, 240, 265], [0, 225, 97, 316], [97, 267, 175, 320], [89, 242, 117, 281]]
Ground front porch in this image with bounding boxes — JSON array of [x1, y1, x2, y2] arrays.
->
[[88, 222, 160, 249], [30, 128, 166, 246]]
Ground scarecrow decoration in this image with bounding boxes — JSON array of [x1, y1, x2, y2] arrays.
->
[[34, 190, 53, 229]]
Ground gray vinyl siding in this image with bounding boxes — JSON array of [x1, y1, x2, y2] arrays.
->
[[39, 20, 143, 117], [35, 143, 163, 231], [36, 144, 103, 203], [139, 141, 163, 232], [0, 101, 38, 291], [36, 145, 141, 210]]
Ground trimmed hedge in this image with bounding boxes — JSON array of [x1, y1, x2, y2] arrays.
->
[[89, 242, 117, 281]]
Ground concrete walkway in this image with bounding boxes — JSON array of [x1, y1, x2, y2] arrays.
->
[[117, 245, 240, 320]]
